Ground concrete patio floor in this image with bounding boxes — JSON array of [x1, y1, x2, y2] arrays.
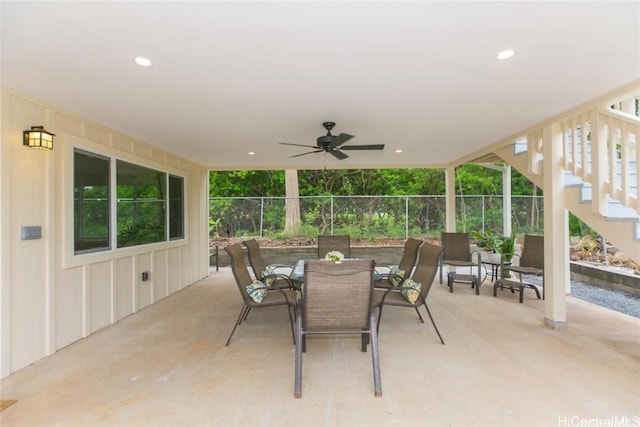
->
[[1, 267, 639, 426]]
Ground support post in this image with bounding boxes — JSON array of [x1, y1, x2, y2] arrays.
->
[[503, 164, 512, 237], [542, 123, 569, 329], [445, 166, 456, 232]]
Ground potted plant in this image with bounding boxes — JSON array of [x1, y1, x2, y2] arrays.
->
[[472, 230, 501, 263], [472, 230, 515, 264], [498, 233, 516, 262]]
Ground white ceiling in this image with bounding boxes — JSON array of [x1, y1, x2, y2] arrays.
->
[[2, 1, 639, 170]]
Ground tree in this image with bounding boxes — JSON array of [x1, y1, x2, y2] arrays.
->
[[284, 170, 301, 234]]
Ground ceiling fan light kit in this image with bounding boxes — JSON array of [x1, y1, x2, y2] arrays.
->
[[279, 121, 385, 160]]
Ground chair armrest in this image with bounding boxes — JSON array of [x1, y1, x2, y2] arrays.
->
[[266, 287, 294, 304], [262, 272, 295, 287], [501, 253, 520, 266], [376, 272, 405, 288]]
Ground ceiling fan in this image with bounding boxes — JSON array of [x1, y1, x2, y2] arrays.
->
[[279, 122, 385, 160]]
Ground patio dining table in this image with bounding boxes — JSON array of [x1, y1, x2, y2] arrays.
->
[[290, 259, 381, 284]]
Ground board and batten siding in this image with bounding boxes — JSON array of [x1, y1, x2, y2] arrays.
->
[[1, 87, 210, 378]]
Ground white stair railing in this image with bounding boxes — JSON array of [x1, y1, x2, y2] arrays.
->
[[521, 94, 639, 218]]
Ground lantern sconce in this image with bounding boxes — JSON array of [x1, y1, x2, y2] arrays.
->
[[23, 126, 55, 150]]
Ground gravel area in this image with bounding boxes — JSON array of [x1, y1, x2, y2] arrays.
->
[[524, 275, 640, 318], [570, 281, 640, 318]]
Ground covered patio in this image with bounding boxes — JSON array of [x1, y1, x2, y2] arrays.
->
[[1, 267, 638, 426]]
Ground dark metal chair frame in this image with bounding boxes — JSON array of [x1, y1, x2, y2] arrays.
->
[[224, 244, 297, 346], [493, 234, 544, 303], [294, 259, 381, 398], [317, 235, 351, 259], [375, 243, 445, 345], [242, 239, 296, 290]]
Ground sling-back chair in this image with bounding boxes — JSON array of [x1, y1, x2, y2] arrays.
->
[[375, 242, 445, 345], [294, 259, 381, 398], [224, 244, 296, 346], [493, 234, 544, 303]]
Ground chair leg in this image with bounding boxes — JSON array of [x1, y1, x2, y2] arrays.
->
[[361, 333, 369, 352], [423, 303, 445, 345], [414, 307, 425, 323], [532, 283, 542, 299], [287, 304, 296, 344], [241, 306, 252, 322], [294, 308, 303, 398], [473, 276, 480, 295], [225, 304, 248, 346], [439, 261, 444, 284], [369, 312, 382, 397], [376, 305, 384, 332], [524, 284, 542, 302], [447, 271, 454, 293]]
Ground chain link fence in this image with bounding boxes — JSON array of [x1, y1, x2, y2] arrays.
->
[[209, 195, 544, 240]]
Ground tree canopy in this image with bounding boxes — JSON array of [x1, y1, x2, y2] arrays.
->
[[209, 166, 536, 197]]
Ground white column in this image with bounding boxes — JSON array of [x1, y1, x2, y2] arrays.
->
[[503, 164, 512, 237], [542, 123, 569, 329], [445, 166, 456, 232]]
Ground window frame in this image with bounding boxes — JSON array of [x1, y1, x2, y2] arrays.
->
[[65, 135, 187, 267], [73, 148, 112, 254]]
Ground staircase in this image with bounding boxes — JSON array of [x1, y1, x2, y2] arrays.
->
[[495, 92, 640, 261]]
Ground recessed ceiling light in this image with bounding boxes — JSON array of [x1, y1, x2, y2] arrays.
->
[[395, 149, 403, 153], [134, 57, 152, 67], [496, 50, 515, 60], [248, 152, 255, 156]]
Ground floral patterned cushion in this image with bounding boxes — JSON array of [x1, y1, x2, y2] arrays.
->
[[389, 266, 405, 287], [400, 279, 421, 304], [246, 280, 268, 303], [262, 267, 275, 287]]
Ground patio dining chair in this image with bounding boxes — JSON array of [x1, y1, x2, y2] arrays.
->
[[317, 235, 351, 259], [224, 244, 297, 346], [493, 234, 544, 303], [374, 242, 445, 345], [294, 259, 381, 398], [439, 232, 481, 294], [374, 237, 423, 289], [243, 239, 296, 290]]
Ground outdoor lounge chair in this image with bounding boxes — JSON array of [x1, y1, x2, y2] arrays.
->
[[493, 234, 544, 303], [439, 232, 481, 294], [374, 237, 423, 289], [224, 243, 297, 346], [243, 239, 296, 290], [317, 235, 351, 259], [294, 259, 381, 398], [375, 242, 445, 345]]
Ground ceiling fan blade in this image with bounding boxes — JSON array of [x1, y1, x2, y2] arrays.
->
[[289, 149, 324, 158], [331, 133, 355, 147], [340, 144, 385, 151], [330, 149, 349, 160], [280, 142, 319, 149]]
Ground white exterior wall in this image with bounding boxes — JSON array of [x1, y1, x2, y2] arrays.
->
[[0, 87, 210, 378]]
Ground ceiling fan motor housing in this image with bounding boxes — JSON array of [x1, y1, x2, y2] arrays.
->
[[317, 135, 333, 147]]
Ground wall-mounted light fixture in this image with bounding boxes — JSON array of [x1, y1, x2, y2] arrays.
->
[[23, 126, 55, 150]]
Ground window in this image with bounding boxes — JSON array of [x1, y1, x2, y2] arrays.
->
[[116, 160, 166, 248], [74, 150, 111, 253], [169, 175, 184, 239], [73, 148, 185, 253]]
